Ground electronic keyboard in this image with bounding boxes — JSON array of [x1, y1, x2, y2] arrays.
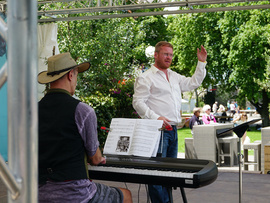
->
[[88, 155, 218, 188]]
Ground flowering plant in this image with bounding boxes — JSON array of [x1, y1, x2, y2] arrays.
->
[[109, 77, 138, 118]]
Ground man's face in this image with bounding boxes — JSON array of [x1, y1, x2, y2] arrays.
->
[[195, 111, 200, 117], [154, 46, 173, 70], [70, 68, 78, 95]]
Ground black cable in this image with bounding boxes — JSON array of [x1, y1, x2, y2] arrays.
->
[[145, 184, 150, 203], [137, 184, 141, 203]]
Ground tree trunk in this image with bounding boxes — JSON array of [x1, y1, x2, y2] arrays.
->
[[250, 90, 269, 127], [261, 90, 270, 127], [195, 88, 199, 107]]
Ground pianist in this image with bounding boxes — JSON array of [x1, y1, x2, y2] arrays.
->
[[133, 41, 207, 203], [38, 53, 132, 203]]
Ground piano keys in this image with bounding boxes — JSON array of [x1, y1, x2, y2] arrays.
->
[[88, 155, 218, 188]]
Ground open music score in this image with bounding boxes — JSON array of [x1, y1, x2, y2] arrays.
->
[[103, 118, 163, 157]]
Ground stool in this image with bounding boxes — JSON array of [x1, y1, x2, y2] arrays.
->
[[243, 143, 261, 171], [218, 137, 238, 167], [185, 138, 197, 159]]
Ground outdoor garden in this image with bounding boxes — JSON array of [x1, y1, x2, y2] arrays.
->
[[51, 2, 270, 148]]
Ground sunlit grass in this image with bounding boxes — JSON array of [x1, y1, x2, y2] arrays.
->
[[177, 127, 192, 153], [246, 126, 261, 142]]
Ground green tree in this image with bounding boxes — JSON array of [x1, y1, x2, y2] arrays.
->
[[168, 4, 270, 126], [56, 17, 138, 146], [168, 10, 227, 106], [228, 18, 270, 126], [56, 15, 170, 146]]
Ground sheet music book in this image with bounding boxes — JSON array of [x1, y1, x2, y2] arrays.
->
[[103, 118, 163, 157]]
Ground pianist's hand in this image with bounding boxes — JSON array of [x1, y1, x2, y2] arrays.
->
[[100, 157, 106, 165]]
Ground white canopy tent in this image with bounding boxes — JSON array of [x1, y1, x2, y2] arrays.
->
[[37, 23, 59, 100]]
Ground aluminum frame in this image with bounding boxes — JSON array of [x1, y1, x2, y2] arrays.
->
[[0, 0, 270, 22], [0, 0, 38, 203]]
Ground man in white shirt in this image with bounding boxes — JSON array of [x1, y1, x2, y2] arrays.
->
[[132, 41, 207, 203]]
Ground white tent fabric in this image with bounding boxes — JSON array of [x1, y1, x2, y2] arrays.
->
[[38, 23, 59, 100], [181, 99, 189, 104], [182, 99, 197, 113]]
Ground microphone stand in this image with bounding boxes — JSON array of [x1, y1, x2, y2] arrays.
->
[[217, 119, 261, 203]]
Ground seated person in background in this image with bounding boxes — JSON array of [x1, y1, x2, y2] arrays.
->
[[233, 113, 250, 144], [217, 104, 226, 113], [217, 104, 227, 123], [202, 104, 217, 124], [232, 110, 241, 123], [38, 52, 132, 203], [189, 107, 201, 134]]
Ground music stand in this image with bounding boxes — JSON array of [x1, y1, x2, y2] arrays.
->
[[217, 118, 261, 203]]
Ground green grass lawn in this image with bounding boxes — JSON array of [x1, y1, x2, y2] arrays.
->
[[177, 127, 193, 153], [177, 126, 261, 155]]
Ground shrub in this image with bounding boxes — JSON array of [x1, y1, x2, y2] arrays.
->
[[80, 77, 139, 149]]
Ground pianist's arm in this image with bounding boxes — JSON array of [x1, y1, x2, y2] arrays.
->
[[88, 148, 106, 165]]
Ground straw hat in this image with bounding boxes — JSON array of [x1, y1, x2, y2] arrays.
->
[[38, 52, 90, 84], [193, 107, 201, 114]]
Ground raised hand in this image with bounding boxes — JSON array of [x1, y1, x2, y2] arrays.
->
[[197, 45, 207, 62]]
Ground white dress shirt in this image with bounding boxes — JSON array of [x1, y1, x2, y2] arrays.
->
[[132, 61, 206, 125]]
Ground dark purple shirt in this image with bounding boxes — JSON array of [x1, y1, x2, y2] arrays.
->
[[39, 102, 99, 203]]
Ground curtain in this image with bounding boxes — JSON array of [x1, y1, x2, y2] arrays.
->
[[38, 23, 59, 100]]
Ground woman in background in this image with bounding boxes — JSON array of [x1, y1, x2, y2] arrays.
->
[[202, 104, 217, 124], [233, 113, 250, 144]]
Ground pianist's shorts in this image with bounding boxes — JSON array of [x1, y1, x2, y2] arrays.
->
[[88, 182, 124, 203]]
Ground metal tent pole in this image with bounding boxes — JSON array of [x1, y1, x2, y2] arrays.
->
[[7, 0, 38, 202], [238, 137, 242, 203], [217, 119, 261, 203]]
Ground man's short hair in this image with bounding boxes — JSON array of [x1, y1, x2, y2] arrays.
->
[[193, 107, 201, 114], [155, 41, 173, 52]]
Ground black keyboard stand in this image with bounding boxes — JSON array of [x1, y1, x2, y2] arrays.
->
[[167, 187, 187, 203], [180, 187, 187, 203], [217, 118, 262, 203], [167, 187, 173, 203]]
